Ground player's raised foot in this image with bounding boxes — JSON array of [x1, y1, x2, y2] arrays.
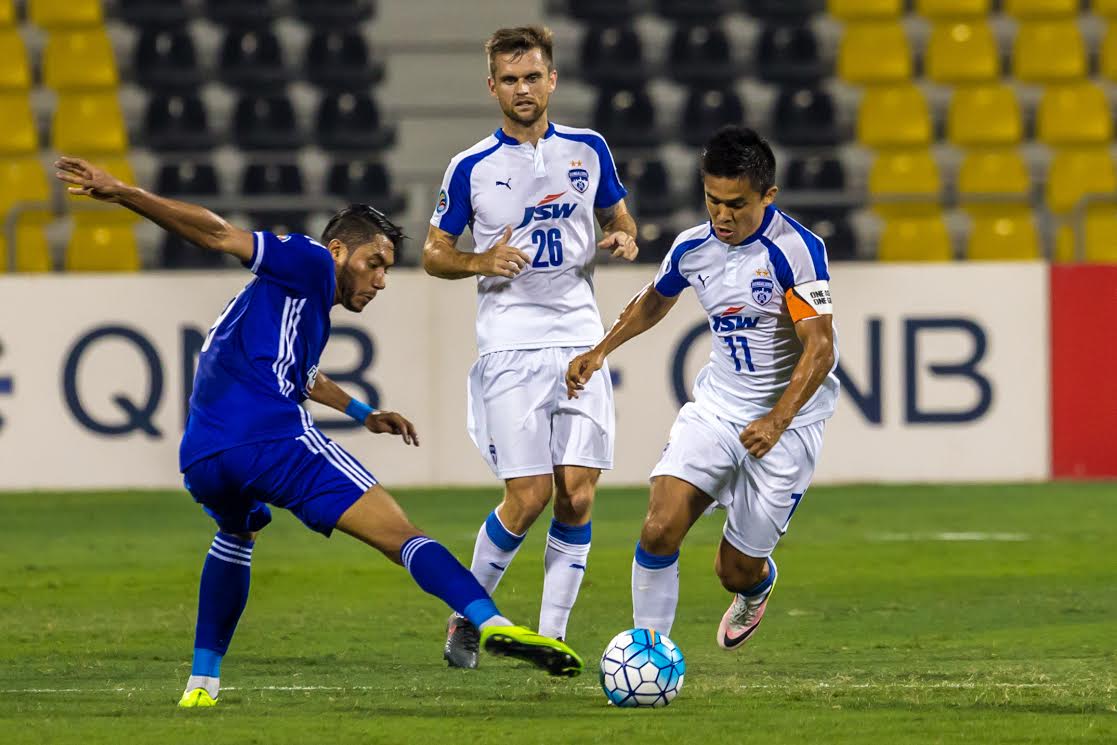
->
[[444, 612, 480, 669], [480, 625, 584, 677], [177, 688, 218, 708], [717, 565, 778, 651]]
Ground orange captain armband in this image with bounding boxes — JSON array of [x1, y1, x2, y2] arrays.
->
[[785, 279, 834, 322]]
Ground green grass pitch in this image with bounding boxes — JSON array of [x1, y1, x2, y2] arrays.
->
[[1, 483, 1114, 744]]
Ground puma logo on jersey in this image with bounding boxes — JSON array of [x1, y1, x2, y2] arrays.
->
[[496, 178, 511, 190], [697, 274, 709, 287], [516, 191, 578, 228]]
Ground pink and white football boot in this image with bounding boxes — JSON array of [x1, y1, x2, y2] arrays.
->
[[716, 557, 777, 651]]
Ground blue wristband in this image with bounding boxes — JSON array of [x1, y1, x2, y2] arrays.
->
[[345, 399, 375, 424]]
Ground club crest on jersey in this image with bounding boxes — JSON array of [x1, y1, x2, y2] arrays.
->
[[516, 191, 578, 228], [435, 188, 449, 215], [568, 167, 589, 194], [751, 278, 774, 305]]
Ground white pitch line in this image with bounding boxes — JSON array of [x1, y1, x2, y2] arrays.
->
[[868, 532, 1032, 543]]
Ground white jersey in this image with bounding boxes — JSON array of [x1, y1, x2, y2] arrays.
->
[[431, 122, 627, 356], [653, 206, 840, 428]]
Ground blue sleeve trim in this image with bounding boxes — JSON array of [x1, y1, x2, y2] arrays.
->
[[779, 210, 830, 281], [440, 141, 503, 236], [654, 234, 708, 297], [551, 130, 628, 209], [758, 235, 797, 291]]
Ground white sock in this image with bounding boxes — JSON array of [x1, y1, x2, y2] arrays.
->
[[185, 674, 220, 699], [538, 519, 592, 639], [632, 544, 680, 636], [478, 614, 514, 630], [469, 508, 526, 595]]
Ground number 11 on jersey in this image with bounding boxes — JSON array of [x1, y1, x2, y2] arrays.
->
[[722, 336, 755, 373]]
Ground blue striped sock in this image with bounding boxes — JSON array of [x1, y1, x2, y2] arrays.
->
[[191, 532, 253, 677], [401, 535, 501, 628]]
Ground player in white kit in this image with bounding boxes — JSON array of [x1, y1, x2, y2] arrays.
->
[[422, 26, 639, 667], [567, 126, 839, 650]]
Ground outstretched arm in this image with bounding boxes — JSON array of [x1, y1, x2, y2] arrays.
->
[[422, 224, 531, 280], [566, 283, 678, 398], [594, 199, 639, 261], [54, 156, 254, 262], [308, 372, 419, 446]]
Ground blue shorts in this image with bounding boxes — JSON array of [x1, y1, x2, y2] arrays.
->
[[183, 426, 378, 537]]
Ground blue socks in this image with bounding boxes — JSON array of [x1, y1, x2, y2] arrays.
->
[[402, 535, 504, 628], [191, 532, 254, 677], [739, 556, 777, 598]]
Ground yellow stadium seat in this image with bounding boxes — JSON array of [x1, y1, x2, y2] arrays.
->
[[925, 22, 999, 83], [1096, 0, 1117, 18], [1037, 83, 1113, 146], [64, 155, 138, 222], [1084, 206, 1117, 262], [0, 211, 53, 272], [916, 0, 991, 17], [65, 212, 140, 272], [0, 29, 30, 90], [947, 85, 1022, 147], [0, 94, 37, 154], [0, 0, 13, 27], [1047, 148, 1117, 216], [0, 155, 49, 216], [829, 0, 904, 18], [0, 156, 51, 272], [838, 22, 912, 83], [957, 149, 1031, 199], [1101, 24, 1117, 81], [878, 214, 954, 261], [965, 207, 1042, 260], [52, 93, 127, 154], [869, 149, 941, 217], [1013, 21, 1087, 82], [1004, 0, 1078, 17], [43, 30, 119, 90], [858, 85, 932, 147], [28, 0, 103, 28]]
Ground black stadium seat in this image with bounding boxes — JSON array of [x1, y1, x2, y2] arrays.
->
[[745, 0, 825, 19], [633, 220, 677, 264], [251, 211, 310, 238], [668, 25, 735, 87], [579, 26, 647, 86], [306, 30, 384, 90], [219, 28, 287, 90], [143, 94, 214, 151], [619, 158, 675, 217], [233, 94, 300, 150], [791, 210, 856, 260], [784, 156, 846, 192], [294, 0, 375, 27], [653, 0, 733, 22], [118, 0, 191, 27], [592, 87, 660, 148], [566, 0, 639, 24], [315, 93, 394, 151], [681, 88, 745, 147], [770, 87, 840, 146], [204, 0, 276, 27], [241, 163, 304, 196], [756, 24, 828, 84], [156, 162, 219, 196], [133, 28, 202, 90], [326, 160, 407, 214]]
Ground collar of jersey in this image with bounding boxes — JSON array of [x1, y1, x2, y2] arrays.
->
[[493, 122, 556, 146], [713, 204, 777, 247]]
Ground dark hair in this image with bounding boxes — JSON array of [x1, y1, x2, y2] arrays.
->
[[700, 126, 777, 195], [320, 204, 405, 253], [484, 26, 554, 77]]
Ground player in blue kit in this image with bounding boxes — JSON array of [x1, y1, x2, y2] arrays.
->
[[54, 156, 585, 707]]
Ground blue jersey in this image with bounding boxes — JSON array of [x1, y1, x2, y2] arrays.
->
[[180, 231, 336, 471]]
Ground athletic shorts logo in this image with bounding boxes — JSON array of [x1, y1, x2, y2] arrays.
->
[[568, 168, 589, 194], [435, 189, 449, 215], [751, 278, 774, 305], [488, 443, 498, 466]]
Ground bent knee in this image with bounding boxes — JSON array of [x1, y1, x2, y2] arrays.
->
[[639, 517, 684, 556], [715, 555, 767, 593]]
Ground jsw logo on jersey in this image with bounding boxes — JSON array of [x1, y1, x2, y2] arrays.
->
[[516, 191, 578, 228], [711, 306, 760, 333]]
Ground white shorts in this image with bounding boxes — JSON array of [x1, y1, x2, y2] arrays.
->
[[650, 402, 826, 557], [467, 346, 615, 480]]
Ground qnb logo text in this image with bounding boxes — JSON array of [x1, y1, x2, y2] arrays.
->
[[516, 191, 578, 228]]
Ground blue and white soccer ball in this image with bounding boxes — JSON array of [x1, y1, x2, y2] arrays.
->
[[599, 628, 686, 707]]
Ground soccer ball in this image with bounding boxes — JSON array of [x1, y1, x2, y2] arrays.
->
[[599, 628, 686, 707]]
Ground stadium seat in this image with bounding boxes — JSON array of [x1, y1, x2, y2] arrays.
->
[[219, 28, 287, 90], [64, 155, 135, 207], [65, 212, 140, 272], [160, 233, 227, 268], [966, 207, 1042, 260], [53, 93, 127, 154], [28, 0, 103, 28], [878, 214, 953, 261], [117, 0, 192, 27], [1103, 24, 1117, 82], [755, 24, 827, 84], [579, 25, 647, 86], [0, 0, 13, 26], [156, 161, 219, 196], [957, 149, 1031, 199], [1004, 0, 1079, 17], [0, 212, 52, 272], [680, 88, 745, 147], [1096, 0, 1117, 17], [947, 84, 1022, 146], [0, 94, 36, 154], [43, 30, 119, 91], [1084, 206, 1117, 262], [316, 92, 394, 151], [633, 219, 676, 264], [204, 0, 276, 27], [828, 0, 903, 19], [306, 30, 384, 90], [868, 149, 941, 216], [233, 94, 299, 151], [294, 0, 374, 26], [592, 87, 660, 148], [668, 25, 735, 87], [0, 155, 48, 216], [618, 158, 674, 217], [567, 0, 639, 23], [771, 87, 840, 146], [747, 0, 826, 18], [134, 28, 201, 90], [1037, 83, 1113, 146], [327, 160, 406, 214], [654, 0, 733, 22], [794, 210, 857, 260], [858, 85, 932, 147], [1047, 148, 1117, 216], [837, 22, 912, 84], [0, 156, 52, 271], [785, 156, 846, 192], [251, 211, 309, 238], [242, 163, 303, 196], [925, 22, 999, 84], [915, 0, 991, 17], [143, 94, 215, 151], [1013, 21, 1087, 83], [0, 29, 30, 91]]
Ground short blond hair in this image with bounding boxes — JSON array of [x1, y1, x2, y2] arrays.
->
[[484, 26, 554, 77]]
